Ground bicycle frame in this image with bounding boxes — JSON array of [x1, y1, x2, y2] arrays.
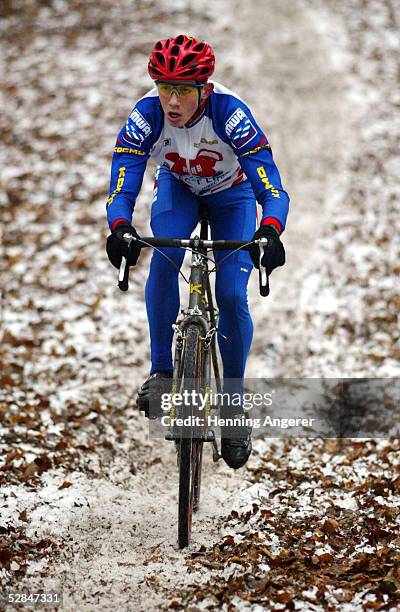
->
[[170, 218, 219, 446]]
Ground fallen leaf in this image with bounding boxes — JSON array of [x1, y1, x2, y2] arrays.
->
[[321, 518, 339, 535], [58, 481, 72, 489]]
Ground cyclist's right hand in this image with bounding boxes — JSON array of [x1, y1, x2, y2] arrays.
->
[[106, 221, 142, 269]]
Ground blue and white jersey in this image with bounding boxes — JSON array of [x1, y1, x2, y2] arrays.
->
[[107, 82, 289, 231]]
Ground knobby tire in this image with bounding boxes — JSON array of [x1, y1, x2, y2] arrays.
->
[[178, 324, 204, 549]]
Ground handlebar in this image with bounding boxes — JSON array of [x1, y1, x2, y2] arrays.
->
[[122, 236, 251, 250], [118, 235, 270, 296]]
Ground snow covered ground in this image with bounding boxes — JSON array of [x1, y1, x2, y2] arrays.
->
[[287, 0, 400, 379], [1, 0, 399, 609]]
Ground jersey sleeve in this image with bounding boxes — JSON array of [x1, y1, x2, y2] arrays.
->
[[106, 93, 163, 230], [212, 93, 290, 232]]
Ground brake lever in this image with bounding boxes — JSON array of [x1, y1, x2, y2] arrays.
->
[[117, 233, 135, 292], [258, 237, 270, 297]]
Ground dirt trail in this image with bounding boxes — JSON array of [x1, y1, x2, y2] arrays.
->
[[49, 1, 353, 609]]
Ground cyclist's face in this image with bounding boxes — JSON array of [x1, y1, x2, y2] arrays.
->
[[157, 82, 213, 127]]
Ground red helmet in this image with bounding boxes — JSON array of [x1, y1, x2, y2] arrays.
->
[[148, 34, 215, 82]]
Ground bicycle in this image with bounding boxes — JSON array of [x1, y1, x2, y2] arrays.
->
[[117, 209, 269, 548]]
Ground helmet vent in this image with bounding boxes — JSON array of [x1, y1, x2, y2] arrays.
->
[[181, 53, 197, 66], [155, 41, 162, 50], [185, 39, 193, 49], [171, 45, 180, 56], [169, 57, 176, 72], [194, 43, 204, 51], [200, 67, 209, 75], [182, 68, 196, 76], [155, 52, 166, 66], [175, 34, 185, 45]]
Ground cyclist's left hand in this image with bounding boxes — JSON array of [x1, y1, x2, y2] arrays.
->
[[249, 224, 285, 275], [106, 221, 142, 269]]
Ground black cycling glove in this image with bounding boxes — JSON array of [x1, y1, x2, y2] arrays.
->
[[249, 224, 285, 275], [106, 221, 142, 269]]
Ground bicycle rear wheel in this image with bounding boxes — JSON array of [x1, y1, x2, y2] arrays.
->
[[178, 324, 204, 549]]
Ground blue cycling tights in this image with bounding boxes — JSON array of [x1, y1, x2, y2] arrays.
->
[[145, 169, 257, 381]]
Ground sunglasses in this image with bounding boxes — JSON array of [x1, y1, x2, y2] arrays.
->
[[156, 82, 203, 97]]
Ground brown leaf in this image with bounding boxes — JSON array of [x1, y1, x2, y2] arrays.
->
[[257, 545, 275, 558], [143, 554, 161, 566], [0, 547, 12, 569], [54, 440, 68, 451], [36, 539, 53, 549], [321, 518, 340, 535], [58, 481, 72, 490], [269, 550, 297, 566], [34, 455, 52, 474], [227, 555, 247, 565], [242, 510, 251, 523], [246, 576, 269, 591], [18, 510, 29, 522], [276, 591, 293, 604], [199, 560, 226, 570], [147, 457, 162, 467], [363, 601, 383, 609], [23, 461, 38, 478], [220, 535, 235, 549], [380, 579, 399, 594], [312, 552, 334, 565]]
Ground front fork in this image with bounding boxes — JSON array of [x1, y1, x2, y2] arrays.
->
[[168, 246, 221, 459]]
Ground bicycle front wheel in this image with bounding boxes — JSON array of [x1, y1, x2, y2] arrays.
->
[[178, 323, 204, 549]]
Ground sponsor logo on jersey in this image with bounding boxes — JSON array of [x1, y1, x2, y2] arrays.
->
[[257, 166, 280, 198], [241, 143, 271, 156], [165, 149, 223, 176], [194, 137, 219, 148], [163, 138, 171, 147], [114, 146, 145, 156], [122, 108, 152, 147], [225, 107, 257, 149], [107, 166, 126, 207]]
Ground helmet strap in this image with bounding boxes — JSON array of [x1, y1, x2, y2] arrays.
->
[[185, 97, 207, 127], [197, 88, 202, 111]]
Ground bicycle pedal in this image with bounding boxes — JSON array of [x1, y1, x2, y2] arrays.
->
[[203, 429, 215, 442]]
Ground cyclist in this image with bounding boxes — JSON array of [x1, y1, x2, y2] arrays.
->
[[106, 34, 289, 469]]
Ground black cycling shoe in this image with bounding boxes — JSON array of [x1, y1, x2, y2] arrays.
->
[[137, 371, 173, 418], [221, 427, 252, 469]]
